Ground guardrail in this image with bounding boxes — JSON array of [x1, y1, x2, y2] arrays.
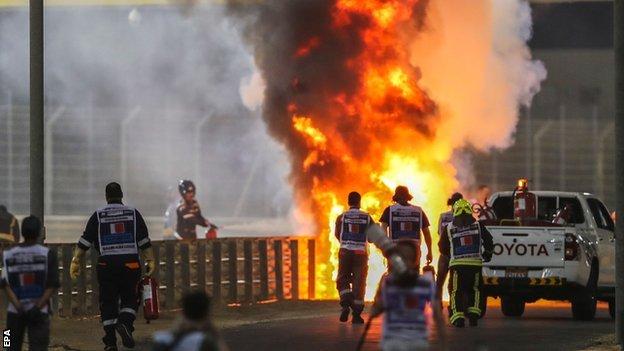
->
[[0, 237, 316, 318]]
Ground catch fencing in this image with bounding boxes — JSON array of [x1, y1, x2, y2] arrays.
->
[[0, 237, 317, 318]]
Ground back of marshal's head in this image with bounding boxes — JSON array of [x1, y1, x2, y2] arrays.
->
[[182, 290, 211, 321], [21, 215, 42, 241], [105, 182, 124, 201]]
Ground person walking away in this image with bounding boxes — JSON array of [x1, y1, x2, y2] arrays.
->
[[439, 199, 494, 327], [0, 205, 20, 243], [0, 216, 60, 351], [176, 180, 217, 241], [152, 291, 228, 351], [70, 182, 156, 351], [371, 240, 444, 351], [436, 192, 463, 302], [335, 191, 374, 324], [379, 186, 433, 270]]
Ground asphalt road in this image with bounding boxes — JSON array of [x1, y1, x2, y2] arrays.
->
[[221, 301, 614, 351]]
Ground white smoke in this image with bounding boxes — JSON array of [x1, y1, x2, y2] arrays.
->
[[409, 0, 546, 153], [0, 4, 292, 217]]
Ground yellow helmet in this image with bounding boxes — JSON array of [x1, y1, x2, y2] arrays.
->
[[453, 199, 473, 217]]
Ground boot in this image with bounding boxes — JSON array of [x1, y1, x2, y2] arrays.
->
[[351, 312, 365, 324], [468, 315, 478, 327], [115, 323, 135, 348], [339, 307, 350, 322], [451, 318, 465, 328]]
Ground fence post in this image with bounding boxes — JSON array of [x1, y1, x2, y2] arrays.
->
[[61, 245, 73, 317], [212, 241, 222, 303], [90, 249, 99, 314], [290, 240, 299, 300], [76, 250, 87, 316], [197, 241, 206, 292], [180, 243, 191, 292], [49, 246, 60, 314], [308, 239, 315, 299], [152, 243, 161, 284], [228, 241, 238, 303], [165, 241, 175, 309], [258, 240, 269, 300], [274, 240, 284, 300], [244, 240, 254, 303]]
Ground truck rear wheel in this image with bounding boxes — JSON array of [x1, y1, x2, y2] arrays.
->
[[571, 292, 596, 321], [609, 299, 615, 320], [572, 263, 598, 321], [501, 296, 525, 317]]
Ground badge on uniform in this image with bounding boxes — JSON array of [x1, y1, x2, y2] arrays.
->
[[111, 222, 125, 234]]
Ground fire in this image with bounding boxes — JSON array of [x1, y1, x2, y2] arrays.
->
[[230, 0, 545, 301], [286, 0, 458, 299]]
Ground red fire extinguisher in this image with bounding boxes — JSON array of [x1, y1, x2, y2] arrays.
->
[[139, 276, 159, 323], [205, 224, 219, 240], [513, 178, 537, 222]]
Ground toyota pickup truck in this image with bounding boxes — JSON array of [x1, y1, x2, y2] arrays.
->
[[481, 191, 615, 321]]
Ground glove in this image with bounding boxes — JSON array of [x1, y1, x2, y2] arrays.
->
[[482, 250, 493, 263], [26, 307, 45, 324], [70, 247, 85, 280], [141, 246, 156, 277], [426, 252, 433, 265]]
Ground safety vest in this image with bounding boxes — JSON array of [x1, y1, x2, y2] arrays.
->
[[388, 204, 423, 242], [153, 330, 217, 351], [339, 208, 370, 252], [97, 204, 139, 257], [380, 273, 433, 349], [2, 245, 50, 314], [437, 211, 453, 237], [447, 222, 482, 267]]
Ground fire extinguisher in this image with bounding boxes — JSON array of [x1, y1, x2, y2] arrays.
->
[[513, 178, 537, 222], [205, 224, 219, 240], [139, 276, 159, 323]]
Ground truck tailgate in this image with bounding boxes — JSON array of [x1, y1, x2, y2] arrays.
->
[[485, 226, 565, 268]]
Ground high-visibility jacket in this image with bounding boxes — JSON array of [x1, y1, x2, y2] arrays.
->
[[337, 208, 372, 253], [447, 222, 484, 267]]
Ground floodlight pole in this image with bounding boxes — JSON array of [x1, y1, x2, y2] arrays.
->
[[615, 0, 624, 346], [30, 0, 45, 230]]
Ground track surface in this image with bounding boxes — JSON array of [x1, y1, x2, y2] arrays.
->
[[221, 301, 614, 351]]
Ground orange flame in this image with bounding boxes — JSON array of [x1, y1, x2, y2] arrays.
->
[[287, 0, 458, 299]]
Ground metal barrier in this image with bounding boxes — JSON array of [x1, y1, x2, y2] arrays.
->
[[0, 237, 316, 318]]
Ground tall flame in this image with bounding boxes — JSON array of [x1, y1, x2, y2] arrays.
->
[[228, 0, 545, 299]]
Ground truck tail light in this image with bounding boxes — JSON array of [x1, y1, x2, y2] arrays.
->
[[565, 233, 579, 260]]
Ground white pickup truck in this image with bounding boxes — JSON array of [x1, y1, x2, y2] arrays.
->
[[481, 191, 615, 321]]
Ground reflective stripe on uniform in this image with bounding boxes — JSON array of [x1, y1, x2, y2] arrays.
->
[[449, 312, 465, 324], [120, 307, 136, 316], [450, 271, 458, 317], [353, 300, 364, 306], [449, 258, 482, 267], [137, 238, 150, 247], [102, 319, 118, 326], [473, 272, 480, 313], [339, 289, 352, 296], [79, 237, 92, 248]]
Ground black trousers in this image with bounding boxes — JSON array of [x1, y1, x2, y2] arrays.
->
[[97, 262, 141, 346], [435, 254, 450, 301], [336, 249, 368, 314], [5, 312, 50, 351], [448, 265, 482, 324]]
